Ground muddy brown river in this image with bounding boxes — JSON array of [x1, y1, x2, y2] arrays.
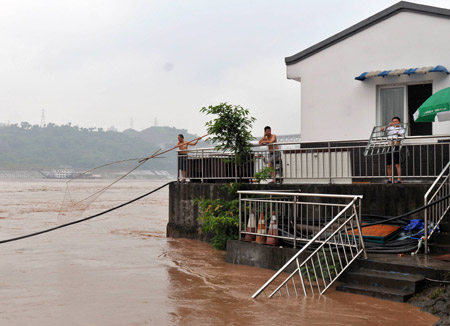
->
[[0, 180, 439, 325]]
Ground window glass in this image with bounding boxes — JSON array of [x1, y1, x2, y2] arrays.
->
[[380, 87, 404, 126]]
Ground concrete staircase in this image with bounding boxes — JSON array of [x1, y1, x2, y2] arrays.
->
[[337, 215, 450, 302], [336, 259, 426, 302]]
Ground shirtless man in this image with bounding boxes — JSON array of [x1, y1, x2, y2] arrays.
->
[[259, 126, 280, 183], [177, 134, 202, 182]]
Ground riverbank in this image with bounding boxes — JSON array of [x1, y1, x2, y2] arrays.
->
[[410, 282, 450, 325], [170, 182, 450, 325]]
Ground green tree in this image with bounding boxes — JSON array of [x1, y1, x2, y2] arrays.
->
[[20, 121, 31, 129], [196, 183, 240, 250], [200, 103, 256, 165]]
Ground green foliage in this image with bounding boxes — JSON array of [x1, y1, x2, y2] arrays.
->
[[196, 183, 241, 250], [300, 249, 339, 281], [200, 103, 256, 165], [0, 124, 197, 172], [224, 182, 241, 195], [429, 287, 444, 299], [254, 166, 274, 183]]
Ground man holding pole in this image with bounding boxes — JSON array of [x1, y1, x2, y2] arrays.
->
[[177, 134, 203, 182]]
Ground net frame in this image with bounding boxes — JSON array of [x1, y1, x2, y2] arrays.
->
[[363, 123, 408, 157]]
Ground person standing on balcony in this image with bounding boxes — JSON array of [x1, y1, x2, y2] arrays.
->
[[177, 134, 202, 182], [381, 117, 405, 184], [259, 126, 280, 184]]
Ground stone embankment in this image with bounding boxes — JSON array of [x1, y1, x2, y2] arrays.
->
[[410, 281, 450, 325]]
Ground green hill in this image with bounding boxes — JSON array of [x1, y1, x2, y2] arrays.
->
[[0, 124, 201, 173]]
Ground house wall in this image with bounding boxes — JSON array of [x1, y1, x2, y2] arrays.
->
[[287, 11, 450, 142]]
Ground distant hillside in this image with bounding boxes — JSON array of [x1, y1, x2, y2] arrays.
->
[[137, 126, 203, 149], [0, 124, 202, 173]]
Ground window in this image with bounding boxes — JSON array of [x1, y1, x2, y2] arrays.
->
[[378, 86, 406, 126]]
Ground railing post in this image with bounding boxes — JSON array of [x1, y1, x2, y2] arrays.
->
[[177, 153, 180, 182], [293, 195, 297, 249], [239, 193, 242, 240], [234, 163, 238, 183], [270, 194, 273, 218], [328, 142, 332, 184], [201, 149, 204, 183], [424, 194, 429, 254], [391, 149, 395, 182], [357, 197, 367, 259]]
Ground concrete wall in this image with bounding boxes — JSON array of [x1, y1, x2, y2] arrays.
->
[[167, 182, 431, 240], [226, 240, 306, 271], [167, 182, 236, 240], [287, 11, 450, 141]]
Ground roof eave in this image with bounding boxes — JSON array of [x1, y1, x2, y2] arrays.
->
[[285, 1, 450, 66]]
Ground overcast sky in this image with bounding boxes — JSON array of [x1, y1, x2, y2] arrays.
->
[[1, 0, 449, 135]]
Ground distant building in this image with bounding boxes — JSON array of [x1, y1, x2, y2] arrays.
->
[[286, 1, 450, 142]]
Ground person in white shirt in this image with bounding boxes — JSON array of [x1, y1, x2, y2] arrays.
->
[[380, 117, 405, 183]]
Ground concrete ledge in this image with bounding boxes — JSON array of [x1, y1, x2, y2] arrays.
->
[[168, 182, 431, 241], [226, 240, 309, 271], [168, 182, 236, 240], [166, 222, 201, 239]]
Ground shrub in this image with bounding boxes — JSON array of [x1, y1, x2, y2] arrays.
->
[[196, 183, 240, 250]]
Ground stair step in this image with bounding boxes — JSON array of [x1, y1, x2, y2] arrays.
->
[[431, 232, 450, 244], [340, 268, 424, 292], [438, 222, 450, 233], [336, 283, 415, 302], [429, 243, 450, 255], [355, 257, 443, 279]]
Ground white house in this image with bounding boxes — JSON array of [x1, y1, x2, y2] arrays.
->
[[286, 1, 450, 142]]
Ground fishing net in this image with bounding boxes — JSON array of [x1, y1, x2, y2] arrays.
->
[[56, 134, 206, 224], [57, 150, 163, 224]]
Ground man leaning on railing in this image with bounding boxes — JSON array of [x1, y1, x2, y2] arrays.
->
[[259, 126, 280, 184]]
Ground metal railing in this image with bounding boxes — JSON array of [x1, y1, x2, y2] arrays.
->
[[238, 190, 363, 248], [243, 192, 365, 298], [178, 135, 450, 183], [177, 147, 283, 182], [424, 161, 450, 253]]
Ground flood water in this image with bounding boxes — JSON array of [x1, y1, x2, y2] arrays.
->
[[0, 179, 439, 325]]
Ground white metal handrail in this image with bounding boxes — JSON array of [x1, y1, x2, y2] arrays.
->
[[238, 191, 362, 248], [424, 161, 450, 253], [251, 196, 366, 298], [178, 135, 450, 183]]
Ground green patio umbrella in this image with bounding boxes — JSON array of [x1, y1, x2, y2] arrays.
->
[[413, 87, 450, 122]]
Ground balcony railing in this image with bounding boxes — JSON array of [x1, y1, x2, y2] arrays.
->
[[177, 135, 450, 183]]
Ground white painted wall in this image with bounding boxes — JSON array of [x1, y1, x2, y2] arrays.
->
[[287, 11, 450, 142]]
